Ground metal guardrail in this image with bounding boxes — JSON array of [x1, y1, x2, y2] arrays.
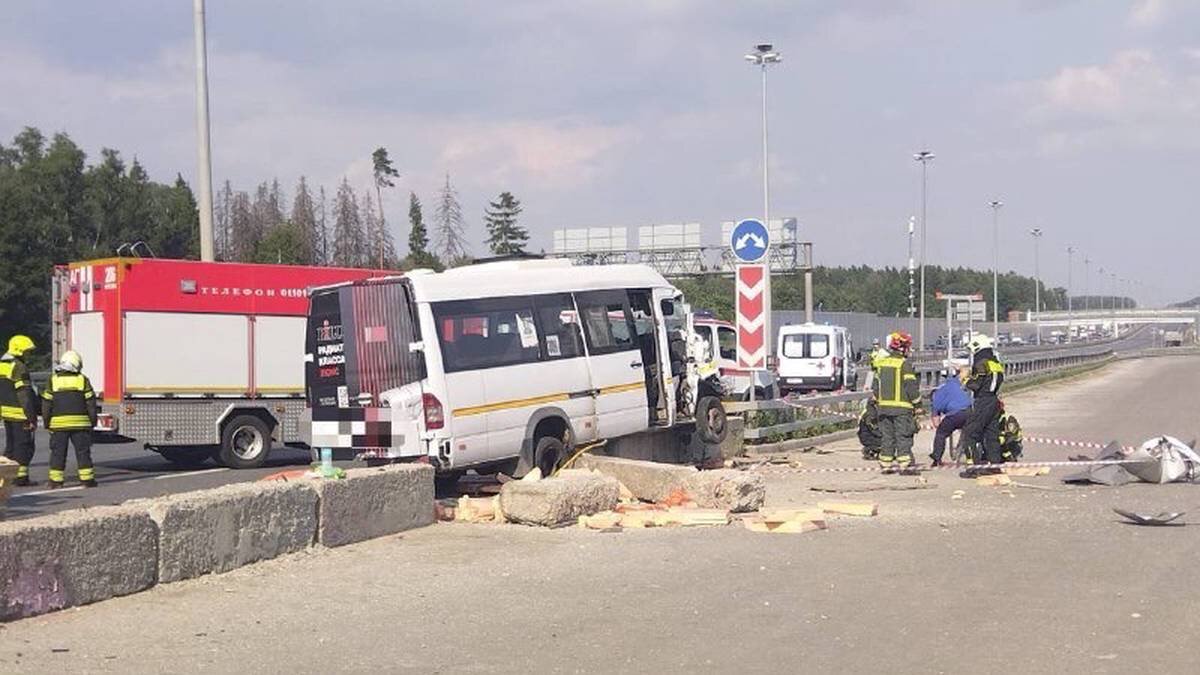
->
[[733, 334, 1135, 441]]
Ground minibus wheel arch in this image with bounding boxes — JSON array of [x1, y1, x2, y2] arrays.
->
[[515, 408, 575, 477]]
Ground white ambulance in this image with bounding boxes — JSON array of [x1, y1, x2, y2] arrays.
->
[[775, 323, 857, 394]]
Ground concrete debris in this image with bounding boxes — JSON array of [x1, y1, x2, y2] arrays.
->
[[499, 472, 619, 527], [683, 470, 766, 513], [810, 479, 933, 493], [742, 509, 827, 534], [573, 454, 696, 503], [579, 505, 731, 530], [818, 501, 879, 517], [975, 473, 1014, 487], [1003, 466, 1051, 477]]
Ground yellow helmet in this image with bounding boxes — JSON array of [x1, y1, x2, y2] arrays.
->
[[7, 335, 35, 357], [59, 350, 83, 372]]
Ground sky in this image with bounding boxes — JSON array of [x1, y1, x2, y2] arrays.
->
[[1, 0, 1197, 305]]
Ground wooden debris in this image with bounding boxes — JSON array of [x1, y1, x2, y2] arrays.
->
[[1003, 466, 1051, 477], [578, 511, 623, 530], [744, 519, 826, 534], [818, 501, 879, 517], [659, 507, 730, 527], [809, 480, 933, 493], [975, 473, 1013, 487], [454, 495, 500, 523]]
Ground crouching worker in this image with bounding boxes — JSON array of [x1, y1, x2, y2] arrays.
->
[[858, 398, 882, 460], [873, 332, 923, 472], [41, 350, 98, 488], [929, 367, 972, 467]]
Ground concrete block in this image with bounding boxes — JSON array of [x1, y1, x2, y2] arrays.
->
[[315, 464, 434, 547], [683, 469, 766, 513], [0, 505, 158, 621], [575, 454, 697, 503], [147, 481, 319, 583], [0, 457, 17, 521], [499, 473, 619, 527]]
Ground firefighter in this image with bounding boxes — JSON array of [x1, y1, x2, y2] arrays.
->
[[0, 335, 39, 486], [41, 350, 98, 488], [961, 334, 1005, 477], [872, 332, 923, 472]]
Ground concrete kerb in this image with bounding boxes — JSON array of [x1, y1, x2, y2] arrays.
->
[[0, 504, 158, 621], [313, 463, 435, 548], [575, 454, 698, 503], [145, 480, 320, 583]]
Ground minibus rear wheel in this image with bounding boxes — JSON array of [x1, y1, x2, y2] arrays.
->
[[695, 396, 728, 444]]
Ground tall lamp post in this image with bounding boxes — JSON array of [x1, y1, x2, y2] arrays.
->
[[1066, 246, 1075, 342], [193, 0, 215, 261], [989, 200, 1002, 337], [907, 216, 916, 317], [1030, 228, 1043, 345], [914, 150, 935, 348], [1084, 257, 1091, 311], [744, 43, 785, 339]]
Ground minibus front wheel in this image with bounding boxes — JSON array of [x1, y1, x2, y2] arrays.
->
[[695, 396, 728, 444]]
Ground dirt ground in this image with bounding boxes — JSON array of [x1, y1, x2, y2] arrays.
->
[[3, 356, 1199, 674]]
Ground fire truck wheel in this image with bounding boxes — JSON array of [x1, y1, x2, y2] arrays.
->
[[695, 395, 728, 445], [219, 415, 273, 469], [157, 446, 211, 468]]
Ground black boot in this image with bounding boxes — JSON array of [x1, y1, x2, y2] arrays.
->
[[47, 480, 64, 490], [14, 476, 37, 487], [80, 479, 98, 488]]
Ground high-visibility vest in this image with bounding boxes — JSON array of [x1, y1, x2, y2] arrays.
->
[[875, 354, 920, 410], [0, 356, 30, 422], [41, 372, 95, 430]]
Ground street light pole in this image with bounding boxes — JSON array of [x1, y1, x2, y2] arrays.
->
[[989, 200, 1002, 337], [1083, 258, 1091, 312], [745, 43, 784, 335], [914, 151, 935, 349], [1030, 228, 1042, 345], [1066, 246, 1074, 342], [193, 0, 215, 262], [907, 216, 916, 317]]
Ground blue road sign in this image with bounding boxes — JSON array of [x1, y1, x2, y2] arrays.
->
[[730, 219, 770, 262]]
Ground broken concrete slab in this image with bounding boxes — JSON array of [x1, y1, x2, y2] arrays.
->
[[314, 464, 435, 547], [146, 481, 319, 583], [0, 504, 158, 621], [499, 473, 619, 527], [682, 470, 766, 513], [574, 454, 697, 503]]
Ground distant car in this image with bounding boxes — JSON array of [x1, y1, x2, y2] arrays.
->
[[996, 333, 1011, 346], [693, 317, 779, 400], [1010, 335, 1025, 346]]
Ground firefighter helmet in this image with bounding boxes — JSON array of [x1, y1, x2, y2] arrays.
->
[[887, 331, 913, 354], [59, 350, 83, 372], [968, 334, 994, 354], [6, 335, 34, 357]]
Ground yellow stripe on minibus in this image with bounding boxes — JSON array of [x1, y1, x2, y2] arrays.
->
[[450, 381, 644, 418]]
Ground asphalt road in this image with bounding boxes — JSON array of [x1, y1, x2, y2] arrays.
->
[[3, 354, 1198, 673]]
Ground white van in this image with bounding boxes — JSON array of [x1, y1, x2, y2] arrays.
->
[[776, 323, 856, 394], [304, 260, 727, 478]]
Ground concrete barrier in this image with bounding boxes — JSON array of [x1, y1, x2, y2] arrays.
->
[[575, 454, 698, 503], [0, 505, 158, 621], [499, 473, 619, 527], [147, 481, 319, 583], [315, 464, 434, 547]]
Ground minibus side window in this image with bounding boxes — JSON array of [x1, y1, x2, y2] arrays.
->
[[576, 290, 637, 355], [533, 294, 584, 360], [432, 297, 541, 372]]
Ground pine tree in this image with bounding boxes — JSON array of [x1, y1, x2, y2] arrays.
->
[[229, 191, 255, 261], [484, 191, 528, 256], [433, 173, 470, 265], [371, 147, 399, 239], [331, 178, 365, 267], [362, 190, 398, 269], [214, 180, 234, 260], [407, 191, 437, 267], [291, 176, 318, 265]]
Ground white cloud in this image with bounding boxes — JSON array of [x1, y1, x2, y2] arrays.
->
[[1128, 0, 1168, 27], [1005, 48, 1200, 154]]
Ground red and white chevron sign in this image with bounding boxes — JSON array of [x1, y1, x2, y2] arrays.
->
[[736, 264, 768, 368]]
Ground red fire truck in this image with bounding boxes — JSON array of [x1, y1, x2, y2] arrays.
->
[[51, 258, 391, 468]]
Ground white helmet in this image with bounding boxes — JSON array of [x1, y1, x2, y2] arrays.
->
[[968, 334, 994, 354], [59, 350, 83, 372]]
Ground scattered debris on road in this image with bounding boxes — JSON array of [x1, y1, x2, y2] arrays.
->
[[742, 509, 827, 534], [1112, 508, 1186, 526], [975, 473, 1013, 487], [818, 501, 878, 517], [809, 478, 933, 493]]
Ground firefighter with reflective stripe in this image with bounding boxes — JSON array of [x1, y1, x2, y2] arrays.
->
[[40, 351, 98, 488], [1, 335, 39, 486], [961, 334, 1006, 477], [871, 331, 922, 471]]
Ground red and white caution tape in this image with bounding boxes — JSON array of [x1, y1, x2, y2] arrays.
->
[[781, 456, 1149, 476]]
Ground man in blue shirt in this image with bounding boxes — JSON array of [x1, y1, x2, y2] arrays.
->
[[929, 367, 972, 466]]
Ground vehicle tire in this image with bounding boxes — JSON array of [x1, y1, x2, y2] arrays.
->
[[434, 470, 465, 495], [533, 436, 565, 477], [157, 446, 211, 468], [695, 395, 728, 444], [218, 414, 273, 469], [743, 387, 769, 402]]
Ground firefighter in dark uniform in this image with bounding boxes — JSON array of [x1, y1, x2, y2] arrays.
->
[[41, 350, 98, 488], [961, 334, 1005, 477], [0, 335, 39, 486], [872, 332, 923, 472]]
